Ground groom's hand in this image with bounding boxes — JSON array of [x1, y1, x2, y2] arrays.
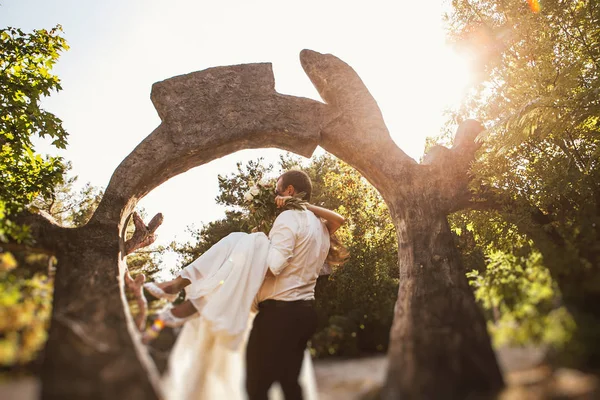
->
[[275, 195, 292, 208]]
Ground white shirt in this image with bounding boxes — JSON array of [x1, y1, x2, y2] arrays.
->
[[256, 209, 330, 302]]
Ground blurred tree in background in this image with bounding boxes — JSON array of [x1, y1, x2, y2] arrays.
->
[[311, 160, 398, 357], [0, 26, 162, 371], [0, 26, 68, 242], [450, 211, 575, 350], [1, 166, 164, 371], [444, 0, 600, 366], [0, 171, 101, 371], [0, 25, 69, 372]]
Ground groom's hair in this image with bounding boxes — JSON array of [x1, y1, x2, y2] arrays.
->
[[279, 170, 312, 202]]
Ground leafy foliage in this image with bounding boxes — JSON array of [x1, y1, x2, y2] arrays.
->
[[0, 270, 53, 366], [467, 250, 575, 347], [444, 0, 600, 360], [312, 161, 398, 356], [0, 25, 72, 371], [30, 163, 103, 227], [452, 210, 575, 348], [0, 172, 106, 370], [310, 315, 360, 357], [446, 0, 600, 267], [448, 206, 579, 350], [0, 26, 69, 242]]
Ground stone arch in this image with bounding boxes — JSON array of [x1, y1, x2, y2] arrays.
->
[[30, 50, 503, 400]]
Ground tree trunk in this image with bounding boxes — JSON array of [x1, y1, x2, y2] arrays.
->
[[40, 223, 162, 400], [383, 203, 504, 399]]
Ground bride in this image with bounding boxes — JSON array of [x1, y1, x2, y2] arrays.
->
[[143, 171, 347, 400]]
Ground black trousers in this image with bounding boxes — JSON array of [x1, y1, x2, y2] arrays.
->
[[245, 299, 318, 400]]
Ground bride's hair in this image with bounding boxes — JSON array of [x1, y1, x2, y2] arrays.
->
[[326, 233, 349, 267], [279, 170, 312, 201]]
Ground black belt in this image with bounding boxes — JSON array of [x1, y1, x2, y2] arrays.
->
[[258, 299, 315, 309]]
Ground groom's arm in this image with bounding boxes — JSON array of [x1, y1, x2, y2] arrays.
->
[[266, 211, 298, 276]]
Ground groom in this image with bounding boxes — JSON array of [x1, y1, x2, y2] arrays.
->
[[245, 170, 331, 400]]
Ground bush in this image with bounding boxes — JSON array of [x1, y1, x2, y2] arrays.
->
[[310, 315, 360, 358], [0, 263, 53, 367], [313, 262, 398, 358]]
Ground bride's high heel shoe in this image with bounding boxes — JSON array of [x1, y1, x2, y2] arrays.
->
[[143, 282, 179, 302], [157, 307, 197, 328]]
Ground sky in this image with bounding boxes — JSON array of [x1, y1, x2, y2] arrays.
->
[[1, 0, 473, 264]]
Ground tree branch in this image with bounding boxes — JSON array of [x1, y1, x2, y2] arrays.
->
[[124, 212, 163, 255], [418, 120, 485, 213], [465, 188, 565, 247], [566, 5, 600, 72]]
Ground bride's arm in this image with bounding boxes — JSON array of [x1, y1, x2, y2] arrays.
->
[[275, 196, 345, 234], [306, 204, 345, 234]]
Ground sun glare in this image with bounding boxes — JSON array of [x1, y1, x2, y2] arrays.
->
[[437, 46, 474, 108], [377, 39, 475, 161]]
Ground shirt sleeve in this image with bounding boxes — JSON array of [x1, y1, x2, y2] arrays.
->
[[266, 211, 298, 276]]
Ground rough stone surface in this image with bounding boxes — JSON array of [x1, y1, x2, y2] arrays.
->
[[91, 63, 335, 226]]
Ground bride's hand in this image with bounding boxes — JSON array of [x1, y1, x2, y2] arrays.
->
[[275, 195, 292, 208]]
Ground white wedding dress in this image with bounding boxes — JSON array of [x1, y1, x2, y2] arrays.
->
[[160, 232, 318, 400]]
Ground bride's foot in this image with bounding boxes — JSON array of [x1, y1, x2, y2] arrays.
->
[[157, 306, 197, 328], [143, 282, 179, 302]]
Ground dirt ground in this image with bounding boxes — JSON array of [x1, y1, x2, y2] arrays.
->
[[313, 355, 387, 399], [313, 347, 600, 399], [1, 347, 599, 399]]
